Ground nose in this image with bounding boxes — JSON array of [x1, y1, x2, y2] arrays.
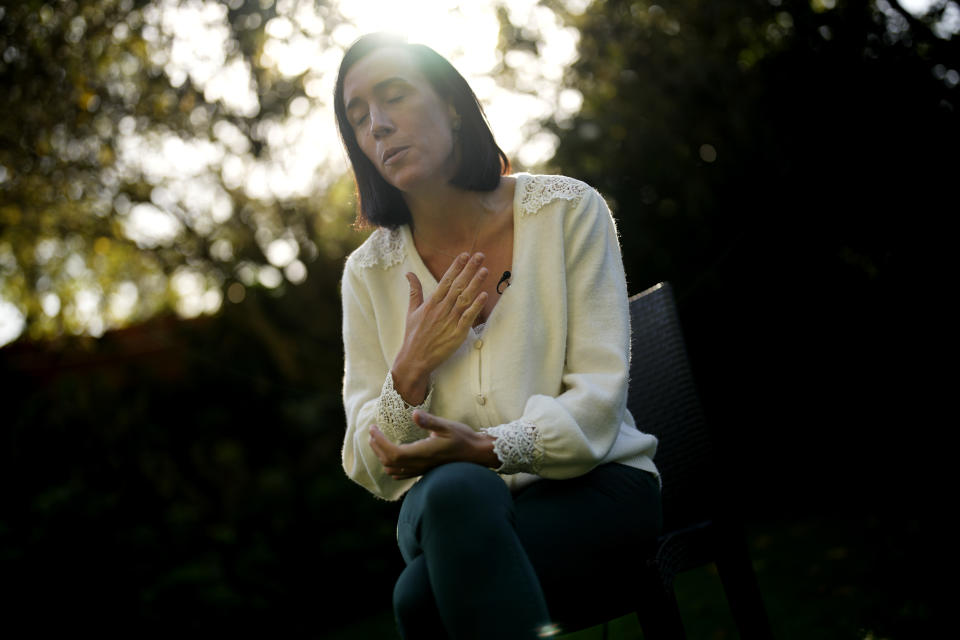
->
[[370, 104, 394, 139]]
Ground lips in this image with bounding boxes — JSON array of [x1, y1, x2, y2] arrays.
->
[[382, 146, 409, 166]]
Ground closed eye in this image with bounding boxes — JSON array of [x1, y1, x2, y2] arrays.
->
[[352, 112, 369, 128]]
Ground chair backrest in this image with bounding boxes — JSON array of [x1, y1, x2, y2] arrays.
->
[[627, 282, 715, 532]]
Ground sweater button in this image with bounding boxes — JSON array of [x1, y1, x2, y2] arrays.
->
[[476, 394, 486, 405], [474, 339, 483, 349]]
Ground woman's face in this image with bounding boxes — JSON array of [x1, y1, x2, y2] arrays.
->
[[342, 47, 459, 194]]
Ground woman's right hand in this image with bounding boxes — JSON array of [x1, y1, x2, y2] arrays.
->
[[390, 252, 488, 405]]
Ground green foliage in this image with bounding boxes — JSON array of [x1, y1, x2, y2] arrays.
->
[[0, 256, 403, 635], [550, 0, 956, 292], [546, 0, 955, 513], [0, 0, 359, 342]]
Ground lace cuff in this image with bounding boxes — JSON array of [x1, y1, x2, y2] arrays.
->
[[483, 419, 544, 475], [376, 372, 432, 443]]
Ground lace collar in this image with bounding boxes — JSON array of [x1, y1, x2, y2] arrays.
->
[[351, 174, 590, 270], [516, 173, 589, 216]]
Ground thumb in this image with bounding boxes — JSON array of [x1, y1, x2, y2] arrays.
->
[[413, 410, 444, 432], [406, 272, 423, 312]]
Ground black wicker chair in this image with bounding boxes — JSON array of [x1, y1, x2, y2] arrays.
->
[[622, 282, 773, 639]]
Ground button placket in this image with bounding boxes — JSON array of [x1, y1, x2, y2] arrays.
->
[[473, 335, 491, 426]]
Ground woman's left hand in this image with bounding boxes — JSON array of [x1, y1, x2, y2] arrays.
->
[[369, 411, 500, 479]]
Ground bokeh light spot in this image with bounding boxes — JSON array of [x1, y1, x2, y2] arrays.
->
[[227, 282, 246, 303]]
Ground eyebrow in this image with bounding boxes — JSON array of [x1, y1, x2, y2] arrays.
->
[[345, 76, 408, 113]]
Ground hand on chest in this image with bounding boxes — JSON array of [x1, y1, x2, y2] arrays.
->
[[418, 213, 514, 325]]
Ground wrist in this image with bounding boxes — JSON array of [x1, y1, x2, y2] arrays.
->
[[473, 431, 501, 469], [390, 358, 430, 406]]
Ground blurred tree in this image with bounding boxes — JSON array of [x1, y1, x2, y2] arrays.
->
[[542, 0, 957, 521], [0, 0, 361, 345], [545, 0, 956, 291], [0, 274, 402, 635], [0, 0, 584, 347]]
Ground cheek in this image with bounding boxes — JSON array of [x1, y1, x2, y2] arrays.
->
[[355, 134, 377, 163], [424, 119, 455, 157]]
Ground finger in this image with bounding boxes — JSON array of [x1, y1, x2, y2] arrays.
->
[[385, 456, 420, 478], [456, 266, 488, 309], [369, 426, 398, 463], [443, 253, 485, 311], [433, 253, 470, 301], [369, 431, 389, 464], [412, 410, 446, 432], [457, 291, 488, 331], [387, 460, 419, 474], [371, 428, 397, 458], [406, 273, 423, 313], [416, 413, 457, 443], [370, 423, 389, 445], [372, 426, 428, 469]]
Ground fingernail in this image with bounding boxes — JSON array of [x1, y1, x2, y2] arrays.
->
[[458, 253, 469, 263]]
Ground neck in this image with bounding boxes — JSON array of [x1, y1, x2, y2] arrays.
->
[[405, 179, 502, 252]]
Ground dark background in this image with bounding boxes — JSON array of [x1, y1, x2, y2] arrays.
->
[[1, 0, 953, 636]]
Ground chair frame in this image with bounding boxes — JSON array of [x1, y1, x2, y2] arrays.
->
[[623, 282, 772, 639]]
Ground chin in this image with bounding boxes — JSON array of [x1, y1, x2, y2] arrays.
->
[[387, 166, 449, 194], [382, 146, 459, 191]]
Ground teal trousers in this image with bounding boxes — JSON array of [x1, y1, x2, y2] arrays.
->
[[393, 461, 662, 639]]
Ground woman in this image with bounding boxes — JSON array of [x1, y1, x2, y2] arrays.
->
[[336, 33, 661, 639]]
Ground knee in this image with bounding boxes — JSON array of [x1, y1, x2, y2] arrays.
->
[[419, 462, 510, 522]]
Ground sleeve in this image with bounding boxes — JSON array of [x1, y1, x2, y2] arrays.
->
[[482, 187, 631, 478], [340, 260, 430, 501], [377, 370, 434, 442]]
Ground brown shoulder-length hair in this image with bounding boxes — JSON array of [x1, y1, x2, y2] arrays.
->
[[334, 32, 510, 229]]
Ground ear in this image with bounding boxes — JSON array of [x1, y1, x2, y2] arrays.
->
[[448, 104, 461, 131]]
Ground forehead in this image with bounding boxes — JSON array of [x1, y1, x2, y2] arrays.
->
[[342, 47, 429, 106]]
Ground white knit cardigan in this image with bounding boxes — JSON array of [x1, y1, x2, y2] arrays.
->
[[340, 173, 659, 501]]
